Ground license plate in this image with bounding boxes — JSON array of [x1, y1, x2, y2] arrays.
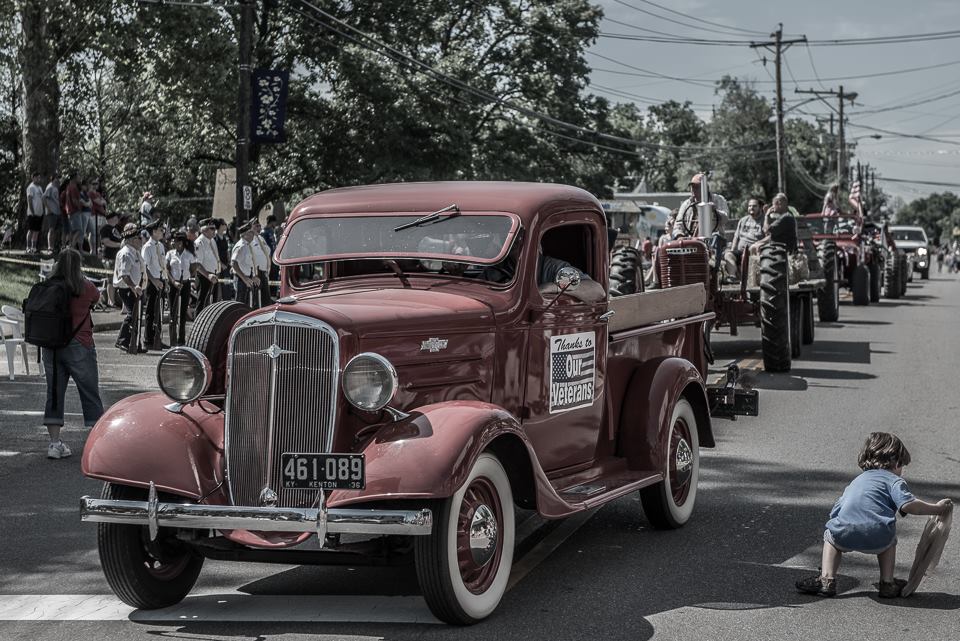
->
[[280, 453, 365, 490]]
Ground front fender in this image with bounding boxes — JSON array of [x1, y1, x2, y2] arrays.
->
[[326, 401, 525, 509], [81, 393, 225, 501], [617, 357, 713, 473]]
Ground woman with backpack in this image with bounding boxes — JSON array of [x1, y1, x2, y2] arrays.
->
[[40, 248, 104, 458]]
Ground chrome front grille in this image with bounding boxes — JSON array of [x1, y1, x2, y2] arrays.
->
[[224, 311, 339, 509]]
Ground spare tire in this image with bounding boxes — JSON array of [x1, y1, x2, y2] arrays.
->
[[186, 300, 252, 400], [760, 242, 791, 373]]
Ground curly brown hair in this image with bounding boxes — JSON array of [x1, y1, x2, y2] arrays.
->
[[858, 432, 911, 471]]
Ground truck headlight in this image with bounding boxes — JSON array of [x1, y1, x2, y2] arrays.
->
[[157, 347, 212, 404], [342, 353, 398, 411], [917, 247, 928, 256]]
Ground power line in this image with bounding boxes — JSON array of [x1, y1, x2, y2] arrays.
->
[[597, 32, 755, 46], [852, 86, 960, 115], [623, 0, 772, 36], [610, 0, 770, 38], [585, 51, 716, 87], [876, 176, 960, 188], [847, 123, 960, 146], [805, 29, 960, 46]]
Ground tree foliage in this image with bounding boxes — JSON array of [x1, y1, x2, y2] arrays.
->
[[896, 191, 960, 243], [0, 0, 891, 227]]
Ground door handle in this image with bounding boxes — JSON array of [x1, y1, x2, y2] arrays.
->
[[598, 310, 615, 322]]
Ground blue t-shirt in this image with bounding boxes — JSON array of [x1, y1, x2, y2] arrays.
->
[[825, 469, 915, 552]]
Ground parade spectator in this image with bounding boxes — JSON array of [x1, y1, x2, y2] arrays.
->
[[78, 178, 94, 252], [139, 192, 156, 226], [231, 221, 258, 307], [42, 174, 61, 253], [193, 218, 221, 314], [641, 236, 653, 261], [722, 197, 766, 282], [40, 248, 104, 459], [251, 218, 273, 304], [215, 218, 232, 299], [25, 172, 45, 254], [113, 223, 145, 352], [1, 218, 16, 250], [262, 214, 278, 252], [64, 173, 83, 250], [822, 183, 840, 217], [936, 247, 944, 273], [166, 232, 196, 346], [89, 178, 107, 251], [796, 432, 952, 598]]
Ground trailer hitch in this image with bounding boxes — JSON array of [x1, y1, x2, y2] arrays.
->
[[707, 361, 759, 420]]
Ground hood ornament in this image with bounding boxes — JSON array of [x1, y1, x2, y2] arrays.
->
[[257, 343, 297, 360], [420, 337, 449, 353]]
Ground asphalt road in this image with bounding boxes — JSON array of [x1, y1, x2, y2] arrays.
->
[[1, 276, 958, 641]]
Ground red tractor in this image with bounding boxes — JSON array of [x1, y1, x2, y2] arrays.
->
[[802, 213, 883, 307]]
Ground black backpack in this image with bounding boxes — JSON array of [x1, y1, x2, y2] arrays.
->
[[23, 278, 86, 349]]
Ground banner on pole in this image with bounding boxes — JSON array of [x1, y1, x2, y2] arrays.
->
[[251, 69, 289, 144]]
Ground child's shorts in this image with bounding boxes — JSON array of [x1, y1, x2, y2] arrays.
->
[[824, 529, 896, 555]]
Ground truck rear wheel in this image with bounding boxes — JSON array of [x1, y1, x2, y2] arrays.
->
[[899, 256, 909, 295], [415, 452, 514, 625], [851, 264, 870, 306], [817, 241, 839, 322], [97, 483, 204, 609], [640, 398, 699, 529], [186, 300, 251, 399], [759, 243, 791, 373], [884, 255, 901, 299], [869, 259, 881, 303]]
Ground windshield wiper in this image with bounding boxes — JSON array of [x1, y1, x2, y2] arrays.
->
[[393, 203, 460, 232]]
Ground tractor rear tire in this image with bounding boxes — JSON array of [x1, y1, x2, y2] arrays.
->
[[760, 243, 791, 373], [801, 294, 815, 345], [852, 264, 870, 306], [790, 294, 802, 359], [884, 254, 901, 299], [817, 241, 839, 322], [869, 259, 881, 303], [899, 256, 909, 296]]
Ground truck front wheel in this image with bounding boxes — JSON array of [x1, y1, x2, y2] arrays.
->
[[415, 453, 515, 625], [97, 483, 204, 609], [640, 398, 700, 529]]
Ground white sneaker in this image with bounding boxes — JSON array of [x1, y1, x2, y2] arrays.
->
[[47, 441, 72, 459]]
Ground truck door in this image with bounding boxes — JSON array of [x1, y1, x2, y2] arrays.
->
[[523, 216, 609, 473]]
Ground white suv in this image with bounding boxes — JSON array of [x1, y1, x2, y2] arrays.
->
[[890, 225, 930, 280]]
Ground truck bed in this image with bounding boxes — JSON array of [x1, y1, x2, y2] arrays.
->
[[607, 283, 707, 335]]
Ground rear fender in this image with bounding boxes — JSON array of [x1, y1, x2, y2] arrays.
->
[[81, 393, 225, 501], [617, 357, 713, 473]]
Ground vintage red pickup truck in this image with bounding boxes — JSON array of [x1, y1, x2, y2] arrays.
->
[[80, 182, 756, 624]]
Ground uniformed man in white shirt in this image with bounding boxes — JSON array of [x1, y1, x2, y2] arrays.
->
[[231, 221, 259, 307], [250, 219, 273, 305], [113, 223, 145, 351], [194, 218, 221, 314], [166, 232, 196, 345], [141, 219, 168, 349]]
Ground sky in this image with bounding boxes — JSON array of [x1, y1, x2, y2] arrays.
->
[[586, 0, 960, 203]]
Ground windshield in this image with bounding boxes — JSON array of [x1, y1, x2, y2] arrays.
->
[[276, 213, 517, 265], [891, 229, 927, 243], [804, 216, 858, 236]]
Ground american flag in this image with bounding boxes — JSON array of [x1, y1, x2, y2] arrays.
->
[[551, 347, 595, 385]]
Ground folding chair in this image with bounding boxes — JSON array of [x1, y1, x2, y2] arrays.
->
[[0, 305, 43, 380]]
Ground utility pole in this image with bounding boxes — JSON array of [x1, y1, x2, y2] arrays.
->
[[236, 0, 254, 226], [751, 25, 807, 195], [795, 85, 859, 189]]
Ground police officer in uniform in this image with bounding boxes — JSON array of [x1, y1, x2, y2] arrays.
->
[[166, 232, 196, 346], [113, 223, 145, 352], [141, 219, 167, 349], [251, 218, 273, 305], [194, 217, 221, 314], [231, 221, 259, 307]]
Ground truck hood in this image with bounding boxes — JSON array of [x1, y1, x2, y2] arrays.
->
[[275, 287, 496, 337], [894, 240, 926, 251]]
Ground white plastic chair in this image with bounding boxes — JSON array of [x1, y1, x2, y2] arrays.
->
[[0, 305, 41, 381]]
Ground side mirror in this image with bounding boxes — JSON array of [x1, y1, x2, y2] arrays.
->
[[555, 266, 581, 292]]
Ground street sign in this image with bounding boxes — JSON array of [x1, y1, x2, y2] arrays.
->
[[242, 185, 252, 210]]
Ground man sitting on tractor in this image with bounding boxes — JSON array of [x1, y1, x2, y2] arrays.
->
[[667, 173, 730, 240], [722, 197, 766, 283], [751, 192, 799, 254]]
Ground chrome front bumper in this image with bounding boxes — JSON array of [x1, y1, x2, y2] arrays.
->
[[80, 482, 433, 542]]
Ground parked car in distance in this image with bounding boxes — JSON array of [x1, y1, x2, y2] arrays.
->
[[889, 225, 930, 280]]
